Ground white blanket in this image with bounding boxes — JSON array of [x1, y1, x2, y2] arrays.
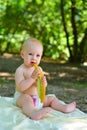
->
[[0, 96, 87, 130]]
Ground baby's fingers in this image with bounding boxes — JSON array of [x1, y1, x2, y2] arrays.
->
[[42, 76, 47, 87], [32, 69, 40, 79]]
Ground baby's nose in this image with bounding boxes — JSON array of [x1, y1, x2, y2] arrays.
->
[[32, 55, 36, 60]]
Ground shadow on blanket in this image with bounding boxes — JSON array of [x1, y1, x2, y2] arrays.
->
[[0, 96, 87, 130]]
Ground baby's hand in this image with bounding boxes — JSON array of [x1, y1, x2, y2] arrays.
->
[[31, 69, 40, 80], [42, 76, 47, 87]]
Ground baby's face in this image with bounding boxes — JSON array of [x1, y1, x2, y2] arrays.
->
[[21, 43, 43, 67]]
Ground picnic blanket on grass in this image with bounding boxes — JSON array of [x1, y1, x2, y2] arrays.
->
[[0, 96, 87, 130]]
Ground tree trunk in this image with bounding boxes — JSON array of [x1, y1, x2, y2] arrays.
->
[[80, 28, 87, 62], [60, 0, 73, 62], [71, 0, 78, 62]]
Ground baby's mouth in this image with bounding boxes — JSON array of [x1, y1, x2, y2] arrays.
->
[[31, 61, 36, 65]]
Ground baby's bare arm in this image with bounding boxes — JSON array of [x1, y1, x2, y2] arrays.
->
[[15, 68, 39, 92]]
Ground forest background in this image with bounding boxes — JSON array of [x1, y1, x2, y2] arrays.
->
[[0, 0, 87, 62]]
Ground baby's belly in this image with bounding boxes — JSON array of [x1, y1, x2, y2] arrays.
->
[[23, 86, 38, 96]]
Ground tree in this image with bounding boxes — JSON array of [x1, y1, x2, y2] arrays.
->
[[0, 0, 87, 62], [60, 0, 87, 62]]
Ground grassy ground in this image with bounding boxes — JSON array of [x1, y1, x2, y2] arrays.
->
[[0, 54, 87, 113]]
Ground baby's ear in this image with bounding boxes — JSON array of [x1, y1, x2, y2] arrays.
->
[[20, 50, 24, 59]]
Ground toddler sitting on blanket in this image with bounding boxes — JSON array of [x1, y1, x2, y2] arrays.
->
[[14, 38, 76, 120]]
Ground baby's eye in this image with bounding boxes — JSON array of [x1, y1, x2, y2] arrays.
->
[[28, 53, 32, 56], [36, 54, 40, 57]]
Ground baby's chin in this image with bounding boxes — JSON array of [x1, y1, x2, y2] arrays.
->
[[24, 63, 33, 68]]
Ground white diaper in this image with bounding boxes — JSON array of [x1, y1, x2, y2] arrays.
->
[[14, 91, 43, 109], [14, 91, 21, 104], [32, 95, 43, 109]]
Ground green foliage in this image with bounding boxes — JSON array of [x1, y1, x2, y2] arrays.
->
[[0, 0, 87, 62]]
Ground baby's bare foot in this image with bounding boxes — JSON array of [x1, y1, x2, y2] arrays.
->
[[31, 107, 51, 120], [64, 101, 76, 113]]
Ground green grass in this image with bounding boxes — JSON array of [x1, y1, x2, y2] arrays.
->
[[60, 81, 87, 88]]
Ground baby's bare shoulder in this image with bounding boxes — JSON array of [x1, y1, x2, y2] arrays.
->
[[15, 64, 24, 73]]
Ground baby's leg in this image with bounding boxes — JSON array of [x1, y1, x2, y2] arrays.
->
[[16, 94, 51, 120], [43, 95, 76, 113]]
